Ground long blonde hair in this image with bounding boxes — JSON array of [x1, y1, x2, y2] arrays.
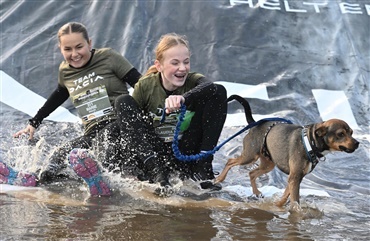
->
[[144, 33, 190, 77]]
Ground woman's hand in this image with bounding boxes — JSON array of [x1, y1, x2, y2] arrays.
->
[[165, 95, 185, 114], [13, 124, 36, 140]]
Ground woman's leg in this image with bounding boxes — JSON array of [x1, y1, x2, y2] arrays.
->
[[68, 148, 111, 196], [38, 121, 112, 183], [38, 135, 93, 183], [112, 95, 173, 195], [95, 121, 149, 180], [0, 161, 37, 186], [178, 84, 227, 180]]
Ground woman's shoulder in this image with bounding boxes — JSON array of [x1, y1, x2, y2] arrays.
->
[[93, 48, 117, 56], [93, 48, 131, 67], [138, 72, 160, 84], [134, 73, 161, 94]]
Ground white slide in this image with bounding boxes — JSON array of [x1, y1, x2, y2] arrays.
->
[[0, 70, 80, 123], [312, 89, 359, 129]]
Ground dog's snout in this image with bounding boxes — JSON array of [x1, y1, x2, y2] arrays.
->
[[353, 139, 360, 149], [340, 138, 360, 153]]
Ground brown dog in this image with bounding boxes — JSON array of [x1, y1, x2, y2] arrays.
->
[[216, 95, 359, 207]]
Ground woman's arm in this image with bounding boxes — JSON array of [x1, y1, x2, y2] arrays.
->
[[121, 67, 142, 88], [183, 77, 217, 105], [165, 77, 217, 113], [29, 84, 70, 128]]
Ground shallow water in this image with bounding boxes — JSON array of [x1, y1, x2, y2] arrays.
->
[[0, 116, 369, 241]]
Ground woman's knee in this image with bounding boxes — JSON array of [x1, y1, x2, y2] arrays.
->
[[214, 84, 227, 99], [114, 94, 138, 110]]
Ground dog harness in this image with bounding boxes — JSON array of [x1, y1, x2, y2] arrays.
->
[[261, 122, 290, 161], [261, 124, 322, 173], [301, 127, 320, 172]]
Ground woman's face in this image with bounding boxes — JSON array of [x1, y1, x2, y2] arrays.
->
[[59, 32, 92, 68], [155, 44, 190, 91]]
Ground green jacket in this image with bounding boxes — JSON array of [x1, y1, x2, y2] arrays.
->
[[132, 72, 216, 142], [59, 48, 133, 133]]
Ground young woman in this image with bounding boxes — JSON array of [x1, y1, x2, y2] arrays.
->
[[7, 22, 148, 195], [104, 33, 227, 192], [132, 33, 228, 184]]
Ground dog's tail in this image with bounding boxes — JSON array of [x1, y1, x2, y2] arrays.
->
[[227, 94, 256, 124]]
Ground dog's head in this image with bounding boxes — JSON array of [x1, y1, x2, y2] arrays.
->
[[313, 119, 359, 153]]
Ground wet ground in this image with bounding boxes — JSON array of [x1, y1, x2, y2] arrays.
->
[[1, 119, 369, 241]]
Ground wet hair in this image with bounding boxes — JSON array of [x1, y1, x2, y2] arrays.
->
[[144, 33, 190, 76], [57, 22, 89, 43]]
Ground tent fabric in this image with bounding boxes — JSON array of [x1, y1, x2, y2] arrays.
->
[[0, 0, 369, 130]]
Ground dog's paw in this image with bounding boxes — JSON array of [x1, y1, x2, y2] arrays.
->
[[248, 193, 264, 200]]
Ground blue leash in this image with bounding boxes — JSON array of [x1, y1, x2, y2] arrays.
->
[[168, 104, 293, 162]]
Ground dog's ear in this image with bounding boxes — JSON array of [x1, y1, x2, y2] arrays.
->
[[314, 122, 327, 137]]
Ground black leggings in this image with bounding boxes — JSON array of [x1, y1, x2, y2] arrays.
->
[[179, 84, 227, 153], [171, 84, 227, 175], [95, 95, 165, 176]]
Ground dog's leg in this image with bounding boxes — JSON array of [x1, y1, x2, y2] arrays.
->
[[276, 185, 290, 207], [275, 172, 303, 207], [215, 156, 246, 183], [288, 173, 303, 205], [249, 156, 275, 197]]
